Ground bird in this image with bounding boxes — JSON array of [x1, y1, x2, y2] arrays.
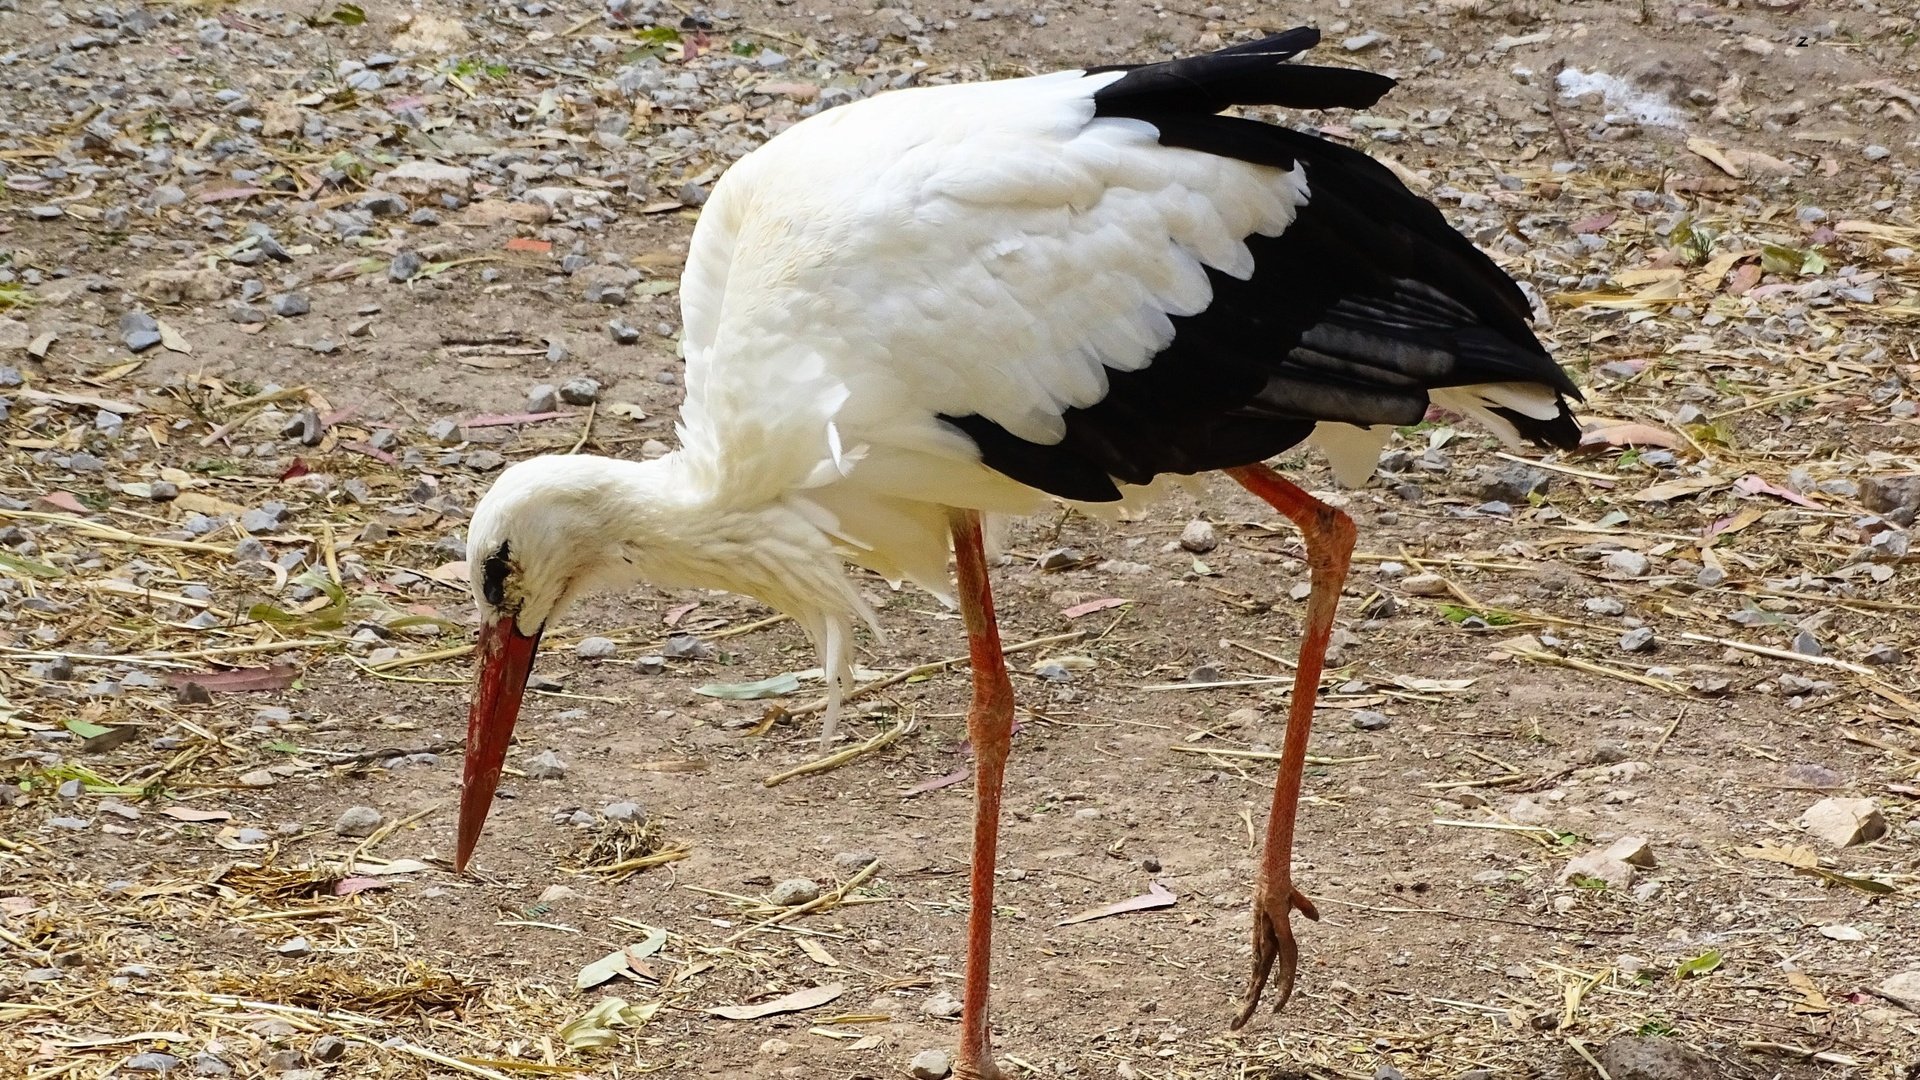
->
[[453, 28, 1581, 1079]]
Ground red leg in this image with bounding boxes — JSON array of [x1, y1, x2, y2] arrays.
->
[[948, 509, 1012, 1080], [1220, 463, 1354, 1028]]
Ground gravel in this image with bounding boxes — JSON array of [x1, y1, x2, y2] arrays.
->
[[908, 1048, 953, 1079], [1179, 518, 1217, 553], [523, 749, 569, 779], [334, 805, 384, 837], [575, 636, 618, 659], [527, 384, 560, 413], [559, 376, 602, 405]]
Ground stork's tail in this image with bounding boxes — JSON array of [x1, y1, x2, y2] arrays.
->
[[1087, 28, 1395, 116]]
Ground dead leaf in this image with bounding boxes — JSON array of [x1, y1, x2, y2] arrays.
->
[[904, 769, 968, 798], [160, 807, 232, 823], [1060, 597, 1129, 619], [1687, 136, 1744, 178], [606, 402, 648, 421], [1579, 422, 1682, 450], [35, 491, 89, 514], [577, 927, 669, 989], [1785, 967, 1831, 1013], [428, 560, 470, 583], [1633, 476, 1727, 503], [350, 858, 432, 877], [560, 998, 660, 1050], [1740, 840, 1819, 870], [1056, 880, 1177, 926], [1733, 474, 1819, 509], [708, 982, 845, 1020], [1571, 211, 1617, 235], [163, 666, 298, 693], [156, 319, 191, 354], [504, 237, 552, 254]]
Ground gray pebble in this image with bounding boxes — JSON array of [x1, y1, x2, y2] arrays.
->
[[575, 636, 618, 659], [1862, 643, 1903, 666], [310, 1036, 347, 1064], [50, 817, 90, 830], [1618, 627, 1656, 653], [176, 681, 213, 704], [359, 192, 408, 217], [124, 1053, 182, 1073], [1695, 566, 1726, 588], [1352, 710, 1391, 731], [232, 536, 270, 561], [769, 878, 821, 906], [523, 749, 569, 779], [1584, 597, 1625, 616], [559, 377, 601, 405], [1179, 518, 1217, 553], [1475, 462, 1549, 503], [427, 418, 461, 445], [389, 251, 424, 282], [833, 850, 879, 872], [1605, 550, 1650, 577], [607, 319, 640, 344], [908, 1048, 952, 1080], [1791, 629, 1822, 657], [334, 805, 383, 837], [271, 293, 311, 317], [921, 992, 962, 1018], [465, 450, 505, 472], [189, 1054, 231, 1076], [527, 384, 559, 413], [149, 481, 179, 501], [604, 800, 646, 822]]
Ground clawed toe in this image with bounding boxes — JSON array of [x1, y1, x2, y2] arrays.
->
[[1230, 884, 1318, 1029]]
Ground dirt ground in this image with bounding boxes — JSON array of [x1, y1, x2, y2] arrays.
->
[[5, 1, 1920, 1078]]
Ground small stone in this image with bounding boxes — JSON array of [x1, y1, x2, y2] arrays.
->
[[310, 1037, 347, 1064], [607, 319, 640, 344], [1864, 144, 1891, 161], [527, 384, 559, 413], [909, 1048, 953, 1080], [769, 878, 821, 907], [334, 805, 383, 837], [1861, 475, 1920, 515], [524, 749, 569, 779], [604, 800, 645, 822], [1605, 550, 1650, 577], [1799, 797, 1886, 848], [1401, 573, 1449, 596], [559, 377, 601, 405], [427, 418, 462, 445], [189, 1054, 231, 1077], [1618, 627, 1656, 653], [1343, 30, 1385, 50], [1862, 643, 1903, 666], [1876, 970, 1920, 1010], [1352, 710, 1391, 731], [1790, 629, 1822, 657], [177, 682, 213, 705], [124, 1053, 182, 1073], [575, 636, 618, 659], [1475, 463, 1549, 503], [359, 191, 409, 217], [920, 991, 962, 1018], [1783, 763, 1843, 789], [1694, 565, 1726, 588], [1594, 1035, 1711, 1080], [263, 1048, 304, 1073], [276, 936, 311, 956], [271, 293, 311, 318], [388, 251, 424, 282], [465, 450, 505, 472], [1037, 547, 1084, 571], [1179, 518, 1217, 553], [834, 850, 879, 871], [281, 409, 322, 446], [1585, 597, 1626, 616]]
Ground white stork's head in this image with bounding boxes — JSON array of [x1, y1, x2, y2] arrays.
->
[[453, 451, 876, 870]]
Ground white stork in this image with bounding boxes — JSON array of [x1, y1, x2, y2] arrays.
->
[[454, 29, 1580, 1078]]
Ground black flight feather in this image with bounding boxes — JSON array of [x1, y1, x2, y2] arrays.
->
[[940, 31, 1582, 503]]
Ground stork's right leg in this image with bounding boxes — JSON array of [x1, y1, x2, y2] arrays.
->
[[1221, 464, 1354, 1028], [948, 508, 1013, 1080]]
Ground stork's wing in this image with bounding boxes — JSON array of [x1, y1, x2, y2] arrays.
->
[[680, 31, 1579, 503]]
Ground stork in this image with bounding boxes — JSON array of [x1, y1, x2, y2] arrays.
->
[[454, 29, 1580, 1077]]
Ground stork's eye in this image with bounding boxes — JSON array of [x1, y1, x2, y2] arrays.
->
[[481, 541, 512, 607]]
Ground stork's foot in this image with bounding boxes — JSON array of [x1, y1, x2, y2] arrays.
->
[[954, 1054, 1005, 1080], [1230, 880, 1320, 1029]]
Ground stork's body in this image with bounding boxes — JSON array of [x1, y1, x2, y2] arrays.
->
[[458, 30, 1580, 1078]]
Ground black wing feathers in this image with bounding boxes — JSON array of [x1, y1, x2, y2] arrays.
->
[[942, 31, 1581, 502]]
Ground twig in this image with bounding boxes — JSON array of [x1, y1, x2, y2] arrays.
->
[[724, 859, 881, 944], [1167, 745, 1378, 766], [0, 639, 337, 664], [1652, 709, 1685, 754], [1678, 632, 1873, 675], [566, 400, 596, 454], [763, 715, 913, 787], [1506, 647, 1684, 692], [0, 508, 233, 554], [1568, 1038, 1612, 1080], [783, 629, 1086, 718]]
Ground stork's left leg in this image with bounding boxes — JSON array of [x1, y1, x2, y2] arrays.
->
[[1221, 463, 1355, 1028], [947, 508, 1013, 1080]]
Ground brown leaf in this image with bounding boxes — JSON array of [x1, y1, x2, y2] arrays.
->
[[1060, 597, 1129, 618], [163, 666, 298, 693], [332, 876, 392, 896], [1579, 422, 1682, 450], [1571, 211, 1617, 235], [1633, 476, 1728, 503], [708, 982, 844, 1020], [1056, 880, 1177, 926], [35, 491, 88, 514], [904, 769, 968, 798]]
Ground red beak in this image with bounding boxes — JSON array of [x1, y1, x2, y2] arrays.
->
[[456, 615, 540, 872]]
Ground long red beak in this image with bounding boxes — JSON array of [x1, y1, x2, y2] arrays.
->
[[456, 615, 540, 872]]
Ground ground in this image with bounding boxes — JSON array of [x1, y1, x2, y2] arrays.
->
[[3, 1, 1920, 1078]]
